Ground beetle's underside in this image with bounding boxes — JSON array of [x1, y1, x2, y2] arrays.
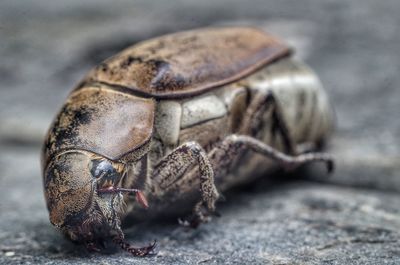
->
[[42, 27, 334, 256]]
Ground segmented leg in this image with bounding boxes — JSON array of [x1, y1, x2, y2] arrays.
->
[[113, 236, 157, 257], [101, 226, 157, 257], [240, 91, 296, 154], [209, 134, 334, 174], [179, 134, 333, 227], [85, 241, 101, 252], [151, 142, 220, 227]]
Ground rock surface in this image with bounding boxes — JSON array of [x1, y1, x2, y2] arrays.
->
[[1, 0, 399, 264]]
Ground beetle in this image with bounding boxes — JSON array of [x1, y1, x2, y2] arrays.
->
[[42, 27, 335, 256]]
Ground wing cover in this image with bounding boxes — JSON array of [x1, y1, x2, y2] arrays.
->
[[81, 27, 291, 98], [43, 84, 155, 164]]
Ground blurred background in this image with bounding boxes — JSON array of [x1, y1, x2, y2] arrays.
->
[[1, 0, 399, 264]]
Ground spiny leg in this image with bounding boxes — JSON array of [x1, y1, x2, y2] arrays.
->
[[113, 236, 157, 257], [151, 141, 220, 227], [107, 226, 157, 257], [210, 134, 334, 173], [200, 134, 333, 226], [240, 91, 296, 154]]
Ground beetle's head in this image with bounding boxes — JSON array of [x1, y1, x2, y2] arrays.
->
[[43, 150, 148, 244]]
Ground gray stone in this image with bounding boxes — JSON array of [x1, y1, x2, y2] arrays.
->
[[1, 0, 400, 264]]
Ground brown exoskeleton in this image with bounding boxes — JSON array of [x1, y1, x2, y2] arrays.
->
[[42, 27, 335, 256]]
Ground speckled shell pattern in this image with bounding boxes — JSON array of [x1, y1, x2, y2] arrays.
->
[[146, 57, 334, 196], [42, 27, 291, 171], [42, 27, 334, 219], [42, 84, 155, 168], [77, 27, 291, 98]]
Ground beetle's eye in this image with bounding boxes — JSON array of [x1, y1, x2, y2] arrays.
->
[[90, 159, 117, 179]]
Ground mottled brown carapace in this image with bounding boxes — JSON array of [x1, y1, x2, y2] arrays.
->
[[42, 27, 334, 257], [79, 27, 291, 98], [43, 84, 155, 165]]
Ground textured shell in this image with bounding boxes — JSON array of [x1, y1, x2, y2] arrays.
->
[[79, 27, 291, 98], [42, 83, 155, 166]]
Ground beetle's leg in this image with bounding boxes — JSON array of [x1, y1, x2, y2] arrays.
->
[[84, 241, 101, 252], [209, 134, 334, 173], [111, 227, 157, 257], [113, 236, 157, 257], [151, 142, 220, 227], [240, 91, 296, 154]]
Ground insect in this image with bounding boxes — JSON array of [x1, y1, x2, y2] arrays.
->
[[42, 27, 334, 256]]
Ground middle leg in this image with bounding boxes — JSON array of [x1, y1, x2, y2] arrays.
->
[[150, 141, 220, 227]]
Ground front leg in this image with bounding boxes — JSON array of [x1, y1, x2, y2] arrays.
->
[[151, 142, 220, 227]]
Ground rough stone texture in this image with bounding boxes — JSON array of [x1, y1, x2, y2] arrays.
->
[[1, 0, 399, 264]]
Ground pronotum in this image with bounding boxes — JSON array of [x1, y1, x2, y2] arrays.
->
[[42, 27, 334, 256]]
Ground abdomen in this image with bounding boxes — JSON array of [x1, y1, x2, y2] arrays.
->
[[150, 58, 334, 190], [248, 58, 334, 146], [218, 58, 335, 190]]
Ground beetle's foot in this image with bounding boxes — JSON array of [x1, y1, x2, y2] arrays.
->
[[325, 156, 335, 173], [85, 241, 101, 252], [178, 214, 211, 228], [179, 201, 219, 228], [283, 152, 335, 174], [178, 214, 210, 228], [113, 237, 157, 257], [218, 193, 226, 202]]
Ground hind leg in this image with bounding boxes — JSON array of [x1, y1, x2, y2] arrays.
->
[[209, 135, 334, 174], [150, 133, 333, 228]]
